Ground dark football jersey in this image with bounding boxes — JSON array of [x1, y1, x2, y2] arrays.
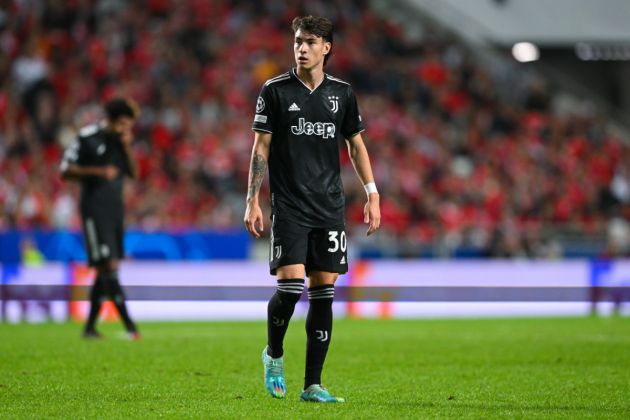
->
[[60, 123, 132, 218], [252, 68, 365, 227]]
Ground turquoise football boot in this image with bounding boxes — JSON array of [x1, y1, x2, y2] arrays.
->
[[300, 384, 345, 403], [262, 346, 286, 398]]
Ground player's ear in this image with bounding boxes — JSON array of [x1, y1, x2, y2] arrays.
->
[[323, 42, 331, 55]]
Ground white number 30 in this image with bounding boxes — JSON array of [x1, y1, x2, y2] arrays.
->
[[327, 231, 347, 252]]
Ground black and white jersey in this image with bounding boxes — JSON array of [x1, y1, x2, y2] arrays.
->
[[252, 68, 365, 227], [60, 123, 132, 218]]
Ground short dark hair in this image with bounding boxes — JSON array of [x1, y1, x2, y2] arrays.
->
[[292, 15, 334, 65], [104, 97, 139, 121]]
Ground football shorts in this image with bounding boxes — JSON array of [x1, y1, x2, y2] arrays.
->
[[269, 214, 348, 275]]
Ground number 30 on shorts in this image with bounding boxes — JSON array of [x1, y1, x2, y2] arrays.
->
[[327, 231, 347, 253]]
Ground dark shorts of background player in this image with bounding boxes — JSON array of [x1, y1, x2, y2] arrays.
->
[[81, 212, 124, 267], [269, 214, 348, 276]]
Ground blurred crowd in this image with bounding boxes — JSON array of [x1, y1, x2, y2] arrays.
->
[[1, 0, 630, 258]]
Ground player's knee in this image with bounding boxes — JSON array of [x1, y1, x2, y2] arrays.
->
[[308, 272, 338, 288], [276, 264, 306, 279], [96, 260, 118, 275]]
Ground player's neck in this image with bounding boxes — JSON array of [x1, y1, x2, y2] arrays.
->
[[295, 66, 324, 91]]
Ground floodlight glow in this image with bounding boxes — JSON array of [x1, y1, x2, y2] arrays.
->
[[512, 42, 539, 63]]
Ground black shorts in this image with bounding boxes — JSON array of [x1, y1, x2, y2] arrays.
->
[[269, 214, 348, 275], [81, 213, 124, 267]]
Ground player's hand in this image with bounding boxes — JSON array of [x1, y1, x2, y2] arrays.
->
[[102, 165, 119, 180], [364, 193, 381, 236], [244, 201, 264, 239]]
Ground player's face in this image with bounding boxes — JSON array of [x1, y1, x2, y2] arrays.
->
[[294, 29, 330, 71], [109, 116, 135, 135]]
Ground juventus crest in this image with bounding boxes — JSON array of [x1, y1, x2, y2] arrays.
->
[[328, 96, 339, 113]]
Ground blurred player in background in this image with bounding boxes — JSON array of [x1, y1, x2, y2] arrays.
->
[[244, 15, 381, 402], [60, 98, 140, 340]]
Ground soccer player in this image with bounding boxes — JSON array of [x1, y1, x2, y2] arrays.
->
[[244, 16, 381, 402], [60, 98, 140, 340]]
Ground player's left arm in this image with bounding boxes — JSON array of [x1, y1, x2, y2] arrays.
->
[[346, 133, 381, 236], [120, 128, 138, 179]]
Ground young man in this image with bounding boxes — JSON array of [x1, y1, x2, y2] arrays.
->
[[60, 97, 140, 340], [244, 16, 381, 403]]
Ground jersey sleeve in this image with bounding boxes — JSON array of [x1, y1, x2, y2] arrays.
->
[[59, 136, 85, 172], [341, 87, 365, 139], [251, 83, 274, 134]]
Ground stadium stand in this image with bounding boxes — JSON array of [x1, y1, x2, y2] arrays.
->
[[1, 0, 629, 258]]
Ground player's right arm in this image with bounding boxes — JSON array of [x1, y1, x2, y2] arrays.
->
[[243, 131, 271, 239]]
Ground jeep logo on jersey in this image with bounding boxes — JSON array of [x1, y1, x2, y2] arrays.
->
[[291, 118, 336, 139]]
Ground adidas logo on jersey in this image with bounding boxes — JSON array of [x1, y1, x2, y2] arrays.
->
[[288, 103, 301, 111], [340, 256, 346, 264]]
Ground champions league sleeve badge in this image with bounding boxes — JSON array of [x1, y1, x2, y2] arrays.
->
[[256, 96, 265, 113]]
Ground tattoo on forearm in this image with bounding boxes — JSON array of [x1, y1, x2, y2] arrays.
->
[[247, 153, 267, 200]]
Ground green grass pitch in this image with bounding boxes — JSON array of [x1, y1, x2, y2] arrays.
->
[[1, 317, 629, 419]]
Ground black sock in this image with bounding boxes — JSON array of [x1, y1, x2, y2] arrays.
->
[[85, 274, 107, 332], [105, 272, 137, 333], [304, 284, 334, 389], [267, 278, 305, 358]]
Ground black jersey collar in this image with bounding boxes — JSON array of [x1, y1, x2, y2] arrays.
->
[[291, 68, 326, 94]]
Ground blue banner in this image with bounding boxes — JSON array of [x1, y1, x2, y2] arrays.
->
[[0, 230, 251, 263]]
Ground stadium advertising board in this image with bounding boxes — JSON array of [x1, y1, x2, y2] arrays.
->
[[1, 260, 628, 322]]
